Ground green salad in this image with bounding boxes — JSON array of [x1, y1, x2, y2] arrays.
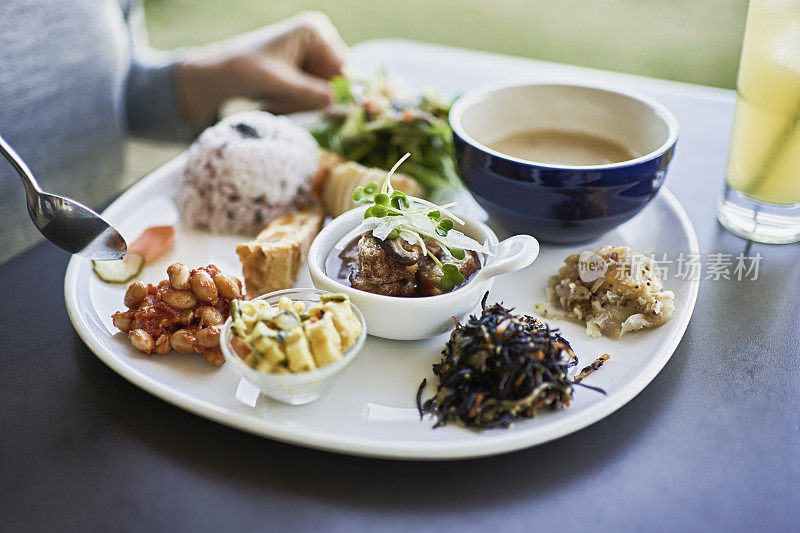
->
[[310, 72, 460, 199]]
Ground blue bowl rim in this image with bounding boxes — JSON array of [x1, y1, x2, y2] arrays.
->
[[449, 79, 680, 171]]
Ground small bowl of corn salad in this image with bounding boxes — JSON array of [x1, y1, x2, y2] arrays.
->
[[220, 288, 367, 405]]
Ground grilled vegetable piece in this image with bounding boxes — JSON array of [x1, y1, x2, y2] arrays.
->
[[311, 151, 423, 217]]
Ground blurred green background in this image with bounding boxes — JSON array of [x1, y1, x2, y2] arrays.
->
[[129, 0, 749, 184], [144, 0, 749, 89]]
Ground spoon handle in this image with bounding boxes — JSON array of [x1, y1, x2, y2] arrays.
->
[[0, 133, 42, 199]]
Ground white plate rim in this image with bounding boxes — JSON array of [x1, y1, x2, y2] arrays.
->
[[63, 153, 700, 460]]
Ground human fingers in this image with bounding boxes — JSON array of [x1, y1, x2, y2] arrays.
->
[[263, 96, 321, 115], [290, 12, 349, 80], [258, 59, 332, 112]]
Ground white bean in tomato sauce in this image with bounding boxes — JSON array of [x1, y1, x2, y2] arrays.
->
[[112, 263, 245, 365]]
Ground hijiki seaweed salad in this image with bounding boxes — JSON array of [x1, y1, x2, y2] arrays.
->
[[417, 294, 607, 430]]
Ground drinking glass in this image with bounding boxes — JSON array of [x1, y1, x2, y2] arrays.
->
[[717, 0, 800, 243]]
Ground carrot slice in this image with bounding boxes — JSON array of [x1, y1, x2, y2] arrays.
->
[[128, 225, 175, 264]]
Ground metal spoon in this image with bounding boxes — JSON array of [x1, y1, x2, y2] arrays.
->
[[0, 133, 127, 260]]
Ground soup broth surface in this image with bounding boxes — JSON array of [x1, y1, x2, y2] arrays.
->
[[490, 129, 637, 165]]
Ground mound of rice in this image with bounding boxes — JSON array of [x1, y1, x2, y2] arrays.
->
[[178, 110, 318, 235]]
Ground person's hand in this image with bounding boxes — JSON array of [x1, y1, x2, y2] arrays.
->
[[176, 12, 348, 121]]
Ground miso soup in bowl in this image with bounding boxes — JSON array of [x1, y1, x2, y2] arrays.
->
[[489, 128, 638, 166], [450, 81, 679, 244]]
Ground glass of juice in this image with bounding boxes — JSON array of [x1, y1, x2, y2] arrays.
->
[[717, 0, 800, 243]]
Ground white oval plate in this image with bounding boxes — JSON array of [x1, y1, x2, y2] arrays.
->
[[64, 152, 699, 460]]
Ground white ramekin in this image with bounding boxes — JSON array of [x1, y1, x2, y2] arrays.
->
[[308, 207, 539, 340]]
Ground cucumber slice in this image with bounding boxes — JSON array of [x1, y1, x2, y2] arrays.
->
[[92, 252, 145, 284]]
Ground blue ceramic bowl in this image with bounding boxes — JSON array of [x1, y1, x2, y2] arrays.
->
[[450, 82, 679, 244]]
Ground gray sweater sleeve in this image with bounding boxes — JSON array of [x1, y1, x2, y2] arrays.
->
[[123, 1, 204, 142]]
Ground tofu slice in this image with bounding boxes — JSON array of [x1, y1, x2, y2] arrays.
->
[[236, 207, 324, 297]]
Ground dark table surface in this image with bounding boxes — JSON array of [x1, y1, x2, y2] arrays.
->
[[2, 41, 799, 532]]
